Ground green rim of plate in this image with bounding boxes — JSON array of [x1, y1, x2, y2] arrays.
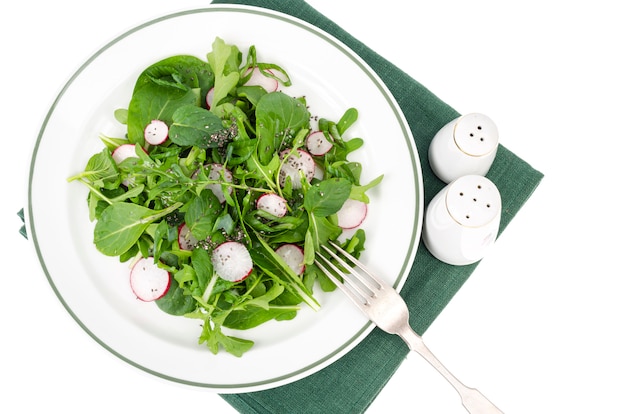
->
[[27, 5, 423, 391]]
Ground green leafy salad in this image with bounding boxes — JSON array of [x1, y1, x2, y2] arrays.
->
[[68, 37, 382, 357]]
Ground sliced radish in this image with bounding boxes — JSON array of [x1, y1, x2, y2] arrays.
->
[[279, 149, 315, 189], [306, 131, 333, 156], [208, 164, 233, 203], [192, 163, 234, 203], [313, 163, 325, 181], [211, 241, 253, 282], [275, 244, 305, 275], [205, 87, 215, 109], [130, 257, 171, 302], [111, 143, 139, 164], [144, 119, 169, 145], [245, 67, 278, 92], [178, 223, 198, 251], [256, 193, 288, 217], [336, 199, 368, 229]]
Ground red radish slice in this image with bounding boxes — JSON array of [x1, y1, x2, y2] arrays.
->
[[275, 244, 305, 275], [111, 144, 139, 164], [211, 241, 253, 282], [130, 257, 171, 302], [205, 87, 215, 109], [256, 193, 288, 217], [336, 199, 368, 229], [279, 149, 315, 189], [178, 223, 198, 251], [197, 163, 233, 203], [306, 131, 333, 156], [144, 119, 169, 145], [245, 67, 278, 92], [313, 163, 325, 180]]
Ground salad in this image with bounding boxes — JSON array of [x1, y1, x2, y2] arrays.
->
[[68, 37, 382, 357]]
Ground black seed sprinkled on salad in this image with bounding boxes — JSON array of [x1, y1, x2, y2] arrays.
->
[[165, 211, 184, 227], [203, 122, 238, 148]]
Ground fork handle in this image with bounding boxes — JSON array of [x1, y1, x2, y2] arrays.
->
[[397, 325, 504, 414]]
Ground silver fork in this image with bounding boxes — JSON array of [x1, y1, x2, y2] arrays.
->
[[315, 241, 504, 414]]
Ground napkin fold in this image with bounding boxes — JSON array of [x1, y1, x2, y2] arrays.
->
[[212, 0, 543, 413]]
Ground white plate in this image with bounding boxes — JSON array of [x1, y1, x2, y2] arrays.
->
[[26, 5, 422, 393]]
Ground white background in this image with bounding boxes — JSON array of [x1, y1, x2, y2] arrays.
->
[[2, 1, 624, 413]]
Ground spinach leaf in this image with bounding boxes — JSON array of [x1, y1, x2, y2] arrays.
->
[[240, 45, 292, 87], [93, 201, 182, 256], [301, 178, 351, 264], [127, 55, 213, 144], [133, 55, 213, 95], [191, 248, 213, 295], [155, 278, 197, 316], [255, 92, 310, 165], [184, 190, 222, 240], [336, 107, 358, 135], [127, 82, 200, 145], [304, 178, 351, 216], [236, 85, 267, 107], [169, 105, 226, 148]]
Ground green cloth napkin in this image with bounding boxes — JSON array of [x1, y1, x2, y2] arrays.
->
[[212, 0, 544, 413]]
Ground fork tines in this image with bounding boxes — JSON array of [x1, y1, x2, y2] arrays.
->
[[314, 241, 382, 306]]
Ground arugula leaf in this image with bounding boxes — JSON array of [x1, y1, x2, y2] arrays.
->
[[236, 85, 267, 107], [303, 215, 342, 265], [66, 148, 119, 190], [245, 152, 280, 191], [349, 174, 384, 203], [223, 305, 299, 330], [207, 37, 241, 110], [250, 235, 320, 311], [240, 45, 292, 87], [242, 283, 284, 311], [197, 316, 254, 357], [173, 264, 198, 293]]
